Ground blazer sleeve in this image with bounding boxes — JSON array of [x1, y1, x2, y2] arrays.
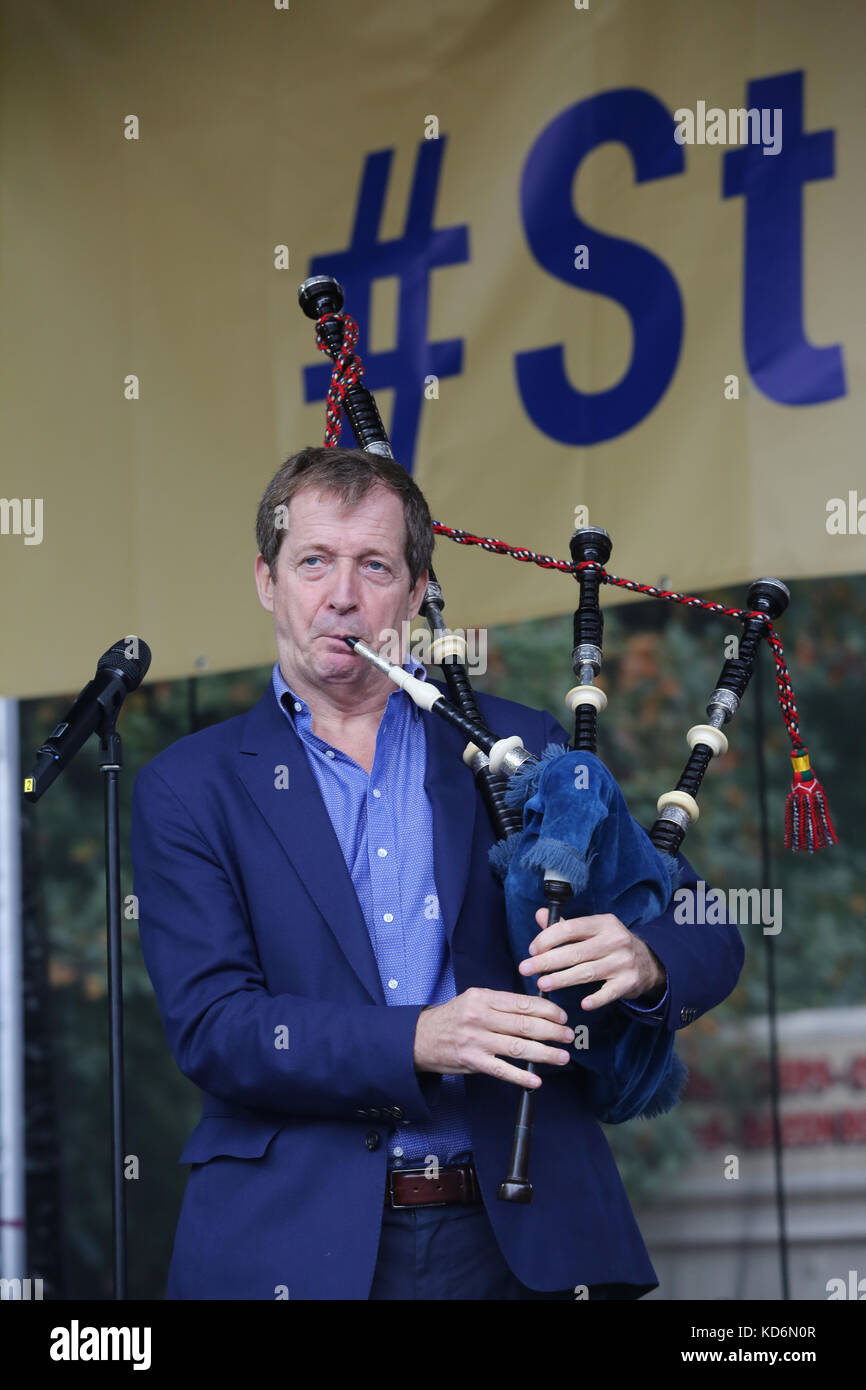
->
[[538, 710, 745, 1032], [131, 762, 440, 1124]]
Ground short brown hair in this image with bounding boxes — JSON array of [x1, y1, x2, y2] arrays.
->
[[255, 445, 435, 588]]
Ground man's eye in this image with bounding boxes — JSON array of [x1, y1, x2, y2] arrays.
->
[[368, 561, 386, 571], [302, 557, 322, 567]]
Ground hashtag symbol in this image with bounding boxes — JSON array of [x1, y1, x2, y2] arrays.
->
[[303, 138, 469, 470]]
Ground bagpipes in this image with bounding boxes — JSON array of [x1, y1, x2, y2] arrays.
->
[[297, 274, 837, 1203]]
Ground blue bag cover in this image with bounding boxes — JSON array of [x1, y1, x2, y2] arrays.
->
[[488, 746, 687, 1123]]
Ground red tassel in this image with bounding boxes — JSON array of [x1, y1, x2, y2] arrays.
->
[[784, 749, 838, 852]]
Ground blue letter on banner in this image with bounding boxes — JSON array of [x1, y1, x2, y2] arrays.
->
[[516, 89, 685, 446]]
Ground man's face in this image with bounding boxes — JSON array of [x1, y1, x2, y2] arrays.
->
[[255, 483, 428, 697]]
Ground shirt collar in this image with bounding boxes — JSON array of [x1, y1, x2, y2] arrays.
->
[[272, 653, 428, 724]]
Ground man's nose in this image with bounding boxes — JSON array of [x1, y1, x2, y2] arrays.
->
[[327, 558, 361, 609]]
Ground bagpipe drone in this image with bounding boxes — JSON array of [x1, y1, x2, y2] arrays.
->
[[297, 274, 837, 1204]]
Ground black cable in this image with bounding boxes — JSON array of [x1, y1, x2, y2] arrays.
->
[[755, 648, 790, 1300]]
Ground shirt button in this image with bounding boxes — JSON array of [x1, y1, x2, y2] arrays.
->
[[365, 1131, 380, 1151], [293, 702, 302, 712], [377, 847, 387, 857], [392, 1146, 404, 1158], [373, 788, 382, 798], [326, 749, 335, 758], [383, 913, 393, 923], [387, 979, 398, 990]]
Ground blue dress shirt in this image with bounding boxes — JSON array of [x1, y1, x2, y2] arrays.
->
[[272, 658, 474, 1169]]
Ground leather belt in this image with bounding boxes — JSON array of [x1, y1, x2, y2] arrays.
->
[[385, 1162, 481, 1209]]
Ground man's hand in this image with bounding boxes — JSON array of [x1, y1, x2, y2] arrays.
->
[[518, 910, 666, 1009], [413, 987, 575, 1090]]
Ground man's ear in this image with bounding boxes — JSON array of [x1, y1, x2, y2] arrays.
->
[[408, 569, 429, 620], [254, 553, 275, 613]]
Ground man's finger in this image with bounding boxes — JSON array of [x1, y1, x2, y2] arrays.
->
[[483, 1056, 544, 1090], [529, 912, 615, 953], [523, 945, 634, 984], [488, 1012, 575, 1044], [485, 990, 569, 1024], [486, 1031, 572, 1070], [520, 943, 598, 977], [579, 979, 628, 1009]]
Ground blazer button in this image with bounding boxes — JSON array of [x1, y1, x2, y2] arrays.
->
[[365, 1130, 380, 1151], [367, 1108, 382, 1120], [390, 1106, 405, 1121]]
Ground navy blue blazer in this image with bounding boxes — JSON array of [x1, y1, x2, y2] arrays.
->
[[130, 677, 744, 1300]]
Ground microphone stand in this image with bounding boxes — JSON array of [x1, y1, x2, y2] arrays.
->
[[98, 718, 127, 1301], [24, 638, 150, 1299]]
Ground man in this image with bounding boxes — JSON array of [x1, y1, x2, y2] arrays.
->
[[131, 445, 744, 1300]]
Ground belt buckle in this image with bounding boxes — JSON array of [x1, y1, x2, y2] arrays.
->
[[388, 1165, 450, 1210]]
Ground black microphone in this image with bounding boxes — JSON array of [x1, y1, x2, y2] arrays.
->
[[23, 637, 152, 802]]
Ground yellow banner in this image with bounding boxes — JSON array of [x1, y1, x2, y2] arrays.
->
[[2, 0, 865, 696]]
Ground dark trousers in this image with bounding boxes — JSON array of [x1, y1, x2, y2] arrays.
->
[[368, 1201, 640, 1300]]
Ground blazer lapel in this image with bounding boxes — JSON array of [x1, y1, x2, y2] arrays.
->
[[422, 682, 479, 945], [235, 686, 385, 1004]]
